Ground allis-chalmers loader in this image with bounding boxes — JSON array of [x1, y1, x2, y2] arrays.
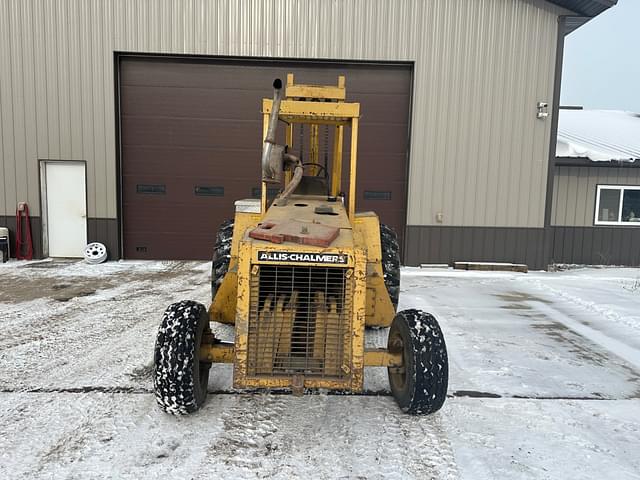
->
[[154, 75, 448, 415]]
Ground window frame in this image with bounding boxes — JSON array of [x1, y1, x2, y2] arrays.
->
[[594, 184, 640, 226]]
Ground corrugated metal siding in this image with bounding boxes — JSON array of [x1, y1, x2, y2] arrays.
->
[[550, 226, 640, 265], [0, 0, 561, 224], [405, 226, 547, 269], [410, 0, 559, 228], [551, 165, 640, 226]]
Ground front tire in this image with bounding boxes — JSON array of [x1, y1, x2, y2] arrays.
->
[[388, 309, 448, 414], [154, 300, 211, 415]]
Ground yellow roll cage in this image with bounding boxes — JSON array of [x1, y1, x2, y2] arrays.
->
[[260, 73, 360, 219]]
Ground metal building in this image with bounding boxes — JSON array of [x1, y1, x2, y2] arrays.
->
[[0, 0, 617, 268], [551, 108, 640, 265]]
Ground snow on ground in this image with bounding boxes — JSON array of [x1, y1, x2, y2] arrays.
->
[[0, 260, 639, 479]]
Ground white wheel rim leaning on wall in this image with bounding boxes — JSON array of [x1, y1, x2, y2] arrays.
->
[[84, 242, 108, 264]]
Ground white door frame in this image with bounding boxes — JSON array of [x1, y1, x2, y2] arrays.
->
[[39, 160, 88, 257]]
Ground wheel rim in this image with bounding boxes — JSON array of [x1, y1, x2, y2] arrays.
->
[[388, 329, 408, 391]]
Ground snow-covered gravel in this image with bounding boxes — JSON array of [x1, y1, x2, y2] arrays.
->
[[1, 259, 639, 479]]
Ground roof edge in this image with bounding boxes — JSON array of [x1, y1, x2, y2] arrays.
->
[[546, 0, 617, 22]]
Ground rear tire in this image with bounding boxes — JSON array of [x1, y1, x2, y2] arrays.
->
[[380, 223, 400, 310], [388, 309, 448, 415], [211, 219, 234, 299], [154, 300, 211, 415]]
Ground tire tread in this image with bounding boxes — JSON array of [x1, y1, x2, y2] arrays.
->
[[211, 219, 234, 298], [154, 300, 209, 415], [389, 309, 448, 415], [380, 223, 401, 310]]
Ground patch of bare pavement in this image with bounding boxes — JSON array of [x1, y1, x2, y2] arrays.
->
[[0, 260, 639, 479]]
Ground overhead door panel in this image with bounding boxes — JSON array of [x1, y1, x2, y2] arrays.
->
[[119, 57, 411, 260]]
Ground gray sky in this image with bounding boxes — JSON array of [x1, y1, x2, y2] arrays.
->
[[560, 0, 640, 113]]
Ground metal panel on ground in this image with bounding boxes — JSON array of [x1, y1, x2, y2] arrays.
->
[[119, 58, 411, 260]]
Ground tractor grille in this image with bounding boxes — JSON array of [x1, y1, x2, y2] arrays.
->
[[247, 265, 352, 379]]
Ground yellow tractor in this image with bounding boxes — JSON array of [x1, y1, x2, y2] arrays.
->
[[153, 75, 448, 415]]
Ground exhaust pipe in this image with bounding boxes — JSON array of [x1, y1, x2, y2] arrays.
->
[[264, 78, 283, 144], [260, 78, 304, 204], [278, 153, 304, 204], [261, 79, 284, 183]]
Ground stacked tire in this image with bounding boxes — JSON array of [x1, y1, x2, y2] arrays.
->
[[211, 219, 234, 298], [379, 224, 401, 310]]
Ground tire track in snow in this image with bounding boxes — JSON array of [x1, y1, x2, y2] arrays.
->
[[528, 278, 640, 335], [369, 404, 459, 480], [529, 300, 640, 371], [206, 394, 288, 474], [0, 263, 212, 393], [206, 395, 461, 480]]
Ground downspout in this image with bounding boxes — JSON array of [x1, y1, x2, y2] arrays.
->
[[543, 15, 571, 269]]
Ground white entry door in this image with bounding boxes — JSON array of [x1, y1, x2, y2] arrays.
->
[[44, 162, 87, 257]]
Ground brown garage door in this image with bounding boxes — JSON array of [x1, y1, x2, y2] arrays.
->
[[119, 57, 411, 260]]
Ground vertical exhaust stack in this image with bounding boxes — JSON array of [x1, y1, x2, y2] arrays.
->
[[264, 78, 283, 146], [261, 79, 285, 184], [261, 78, 303, 204]]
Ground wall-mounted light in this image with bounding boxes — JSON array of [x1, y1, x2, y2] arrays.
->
[[537, 102, 549, 119]]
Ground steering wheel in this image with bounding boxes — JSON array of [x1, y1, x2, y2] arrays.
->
[[302, 162, 327, 177]]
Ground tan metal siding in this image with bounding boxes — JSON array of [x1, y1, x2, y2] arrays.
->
[[0, 0, 562, 223], [552, 165, 640, 226]]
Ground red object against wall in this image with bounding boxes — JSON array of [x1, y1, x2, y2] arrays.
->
[[16, 203, 33, 260]]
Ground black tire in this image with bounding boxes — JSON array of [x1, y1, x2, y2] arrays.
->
[[380, 223, 401, 310], [211, 219, 234, 299], [154, 300, 211, 415], [388, 309, 448, 415]]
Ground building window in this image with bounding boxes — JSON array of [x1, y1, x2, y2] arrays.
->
[[595, 185, 640, 225]]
